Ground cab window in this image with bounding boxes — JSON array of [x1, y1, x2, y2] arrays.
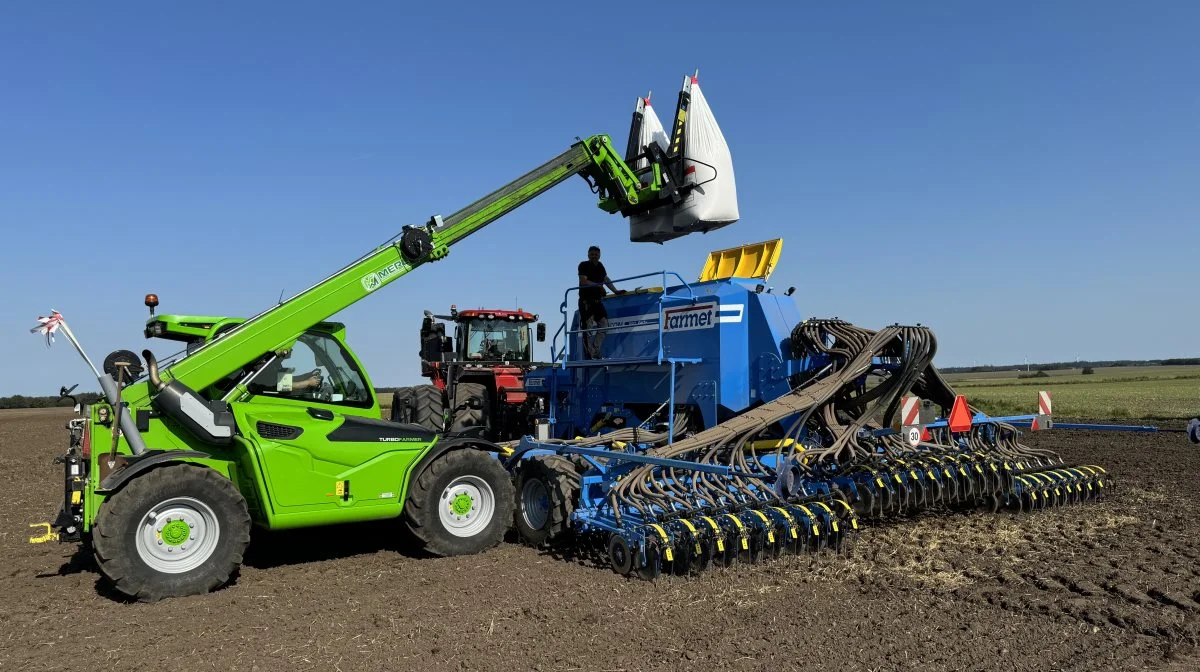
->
[[246, 331, 373, 408], [464, 320, 529, 361]]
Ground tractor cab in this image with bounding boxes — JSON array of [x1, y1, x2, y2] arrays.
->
[[420, 306, 545, 384], [410, 306, 548, 441], [456, 309, 538, 363]]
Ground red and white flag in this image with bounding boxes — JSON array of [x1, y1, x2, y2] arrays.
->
[[30, 310, 64, 347]]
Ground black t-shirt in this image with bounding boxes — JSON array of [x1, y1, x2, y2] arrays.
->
[[578, 260, 607, 301]]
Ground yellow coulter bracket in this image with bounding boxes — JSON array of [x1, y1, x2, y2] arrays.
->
[[28, 522, 56, 544], [698, 238, 783, 282]]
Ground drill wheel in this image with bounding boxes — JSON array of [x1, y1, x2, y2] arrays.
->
[[607, 534, 634, 576]]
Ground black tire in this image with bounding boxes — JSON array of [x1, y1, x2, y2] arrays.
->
[[389, 386, 415, 423], [449, 382, 490, 436], [608, 534, 634, 575], [410, 384, 446, 432], [566, 454, 593, 474], [92, 464, 251, 602], [402, 449, 514, 556], [514, 455, 579, 547]]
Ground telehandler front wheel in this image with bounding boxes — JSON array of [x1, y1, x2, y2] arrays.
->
[[402, 449, 514, 557], [92, 464, 251, 602]]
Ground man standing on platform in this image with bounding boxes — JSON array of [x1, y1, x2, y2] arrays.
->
[[577, 245, 623, 359]]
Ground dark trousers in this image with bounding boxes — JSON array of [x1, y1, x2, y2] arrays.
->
[[578, 298, 608, 359]]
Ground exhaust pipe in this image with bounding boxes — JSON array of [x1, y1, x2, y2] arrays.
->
[[142, 350, 235, 446], [145, 349, 164, 390]]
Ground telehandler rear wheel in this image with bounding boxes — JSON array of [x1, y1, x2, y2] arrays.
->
[[92, 464, 251, 602], [402, 449, 514, 556]]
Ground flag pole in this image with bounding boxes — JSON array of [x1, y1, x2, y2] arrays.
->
[[32, 310, 148, 456], [56, 318, 102, 378]]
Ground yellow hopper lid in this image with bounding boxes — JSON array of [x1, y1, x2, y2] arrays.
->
[[698, 238, 783, 282]]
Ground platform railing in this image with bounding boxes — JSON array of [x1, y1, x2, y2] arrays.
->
[[550, 270, 698, 367]]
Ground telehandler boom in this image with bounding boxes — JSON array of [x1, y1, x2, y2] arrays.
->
[[34, 133, 694, 601]]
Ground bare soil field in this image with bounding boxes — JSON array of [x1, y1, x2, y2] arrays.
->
[[2, 409, 1198, 671]]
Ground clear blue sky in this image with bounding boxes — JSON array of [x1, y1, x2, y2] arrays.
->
[[2, 3, 1197, 396]]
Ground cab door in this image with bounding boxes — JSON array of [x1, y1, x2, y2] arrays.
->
[[239, 404, 434, 515], [232, 330, 434, 519]]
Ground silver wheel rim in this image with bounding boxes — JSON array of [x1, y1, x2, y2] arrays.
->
[[134, 496, 220, 574], [521, 478, 550, 531], [439, 475, 495, 538]]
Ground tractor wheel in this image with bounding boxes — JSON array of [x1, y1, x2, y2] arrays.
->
[[389, 386, 415, 423], [409, 384, 446, 432], [448, 382, 490, 437], [401, 449, 514, 557], [91, 464, 251, 602], [514, 455, 579, 547]]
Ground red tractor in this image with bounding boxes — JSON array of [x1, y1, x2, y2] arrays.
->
[[390, 305, 546, 441]]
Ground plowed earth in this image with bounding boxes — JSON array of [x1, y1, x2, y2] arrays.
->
[[2, 408, 1197, 671]]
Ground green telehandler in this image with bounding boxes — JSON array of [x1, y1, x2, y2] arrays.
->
[[29, 133, 697, 601]]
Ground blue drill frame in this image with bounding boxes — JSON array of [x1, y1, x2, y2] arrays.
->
[[523, 269, 902, 446]]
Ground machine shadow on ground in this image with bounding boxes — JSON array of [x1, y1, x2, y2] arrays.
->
[[241, 518, 433, 569]]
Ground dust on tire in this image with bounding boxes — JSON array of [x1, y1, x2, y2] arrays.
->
[[91, 463, 251, 602], [401, 448, 514, 556], [514, 454, 579, 547]]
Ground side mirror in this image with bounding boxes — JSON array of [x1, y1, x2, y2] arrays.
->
[[442, 336, 454, 353], [536, 323, 546, 342]]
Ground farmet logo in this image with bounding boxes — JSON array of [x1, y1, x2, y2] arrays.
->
[[664, 303, 718, 332]]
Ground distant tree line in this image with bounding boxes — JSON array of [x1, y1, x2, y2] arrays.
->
[[940, 358, 1200, 374], [0, 392, 104, 409], [4, 359, 1199, 409]]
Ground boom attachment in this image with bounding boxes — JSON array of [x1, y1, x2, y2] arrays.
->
[[625, 75, 740, 243]]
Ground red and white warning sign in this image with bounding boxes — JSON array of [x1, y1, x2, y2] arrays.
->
[[901, 396, 920, 427], [900, 396, 923, 447], [1032, 390, 1053, 431]]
